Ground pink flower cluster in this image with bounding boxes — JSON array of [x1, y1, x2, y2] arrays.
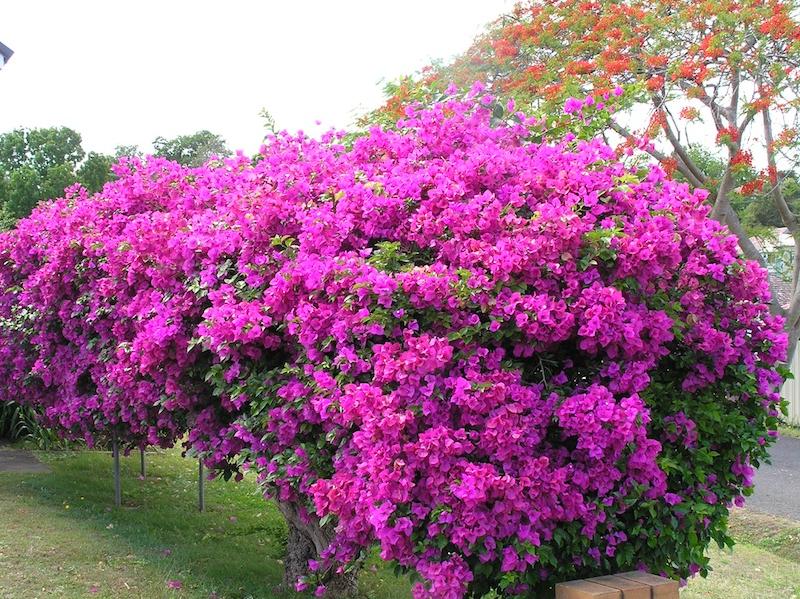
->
[[0, 95, 786, 597]]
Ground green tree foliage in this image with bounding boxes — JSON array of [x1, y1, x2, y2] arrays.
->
[[42, 164, 79, 202], [0, 127, 84, 173], [152, 130, 230, 167], [0, 127, 115, 222], [745, 175, 800, 229], [0, 127, 232, 225], [114, 145, 142, 159], [5, 166, 42, 218], [77, 152, 115, 194]]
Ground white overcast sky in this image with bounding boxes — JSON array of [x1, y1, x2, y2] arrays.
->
[[0, 1, 513, 156]]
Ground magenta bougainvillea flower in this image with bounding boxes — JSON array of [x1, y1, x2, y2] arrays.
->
[[0, 94, 786, 598]]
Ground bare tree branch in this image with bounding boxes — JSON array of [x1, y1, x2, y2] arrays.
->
[[793, 253, 800, 307], [729, 66, 740, 119], [676, 80, 732, 128], [608, 118, 707, 188], [715, 199, 782, 316], [715, 193, 765, 266], [738, 109, 759, 136], [710, 167, 735, 221], [651, 93, 708, 186], [762, 108, 800, 236], [786, 288, 800, 331]]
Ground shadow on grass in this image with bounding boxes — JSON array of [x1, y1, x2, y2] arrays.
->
[[0, 448, 409, 599]]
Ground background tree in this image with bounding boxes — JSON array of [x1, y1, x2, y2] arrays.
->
[[371, 0, 800, 356], [152, 130, 230, 167], [746, 173, 800, 227], [77, 152, 116, 194], [0, 127, 84, 218], [114, 144, 142, 159], [4, 166, 42, 218], [0, 127, 115, 221], [0, 127, 84, 173], [0, 127, 231, 225]]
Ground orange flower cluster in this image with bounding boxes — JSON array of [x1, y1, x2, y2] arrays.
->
[[731, 150, 753, 168], [759, 12, 795, 39], [741, 178, 765, 195], [699, 34, 725, 58], [603, 57, 631, 75], [675, 61, 709, 83], [526, 64, 546, 79], [492, 39, 518, 59], [776, 128, 798, 149], [660, 156, 679, 176], [647, 75, 665, 91], [646, 111, 668, 137], [542, 82, 564, 99], [751, 97, 772, 112], [645, 54, 669, 68], [768, 164, 779, 185], [716, 127, 740, 145], [679, 106, 700, 120], [740, 165, 778, 196], [565, 60, 597, 75]]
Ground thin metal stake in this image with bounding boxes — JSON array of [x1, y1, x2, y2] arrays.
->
[[139, 447, 145, 478], [198, 460, 205, 512], [112, 434, 121, 508]]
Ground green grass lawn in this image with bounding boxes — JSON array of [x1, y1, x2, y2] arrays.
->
[[677, 509, 800, 599], [0, 449, 797, 598], [0, 448, 409, 599]]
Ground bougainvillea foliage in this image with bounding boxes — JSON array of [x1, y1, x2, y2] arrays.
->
[[0, 93, 787, 598]]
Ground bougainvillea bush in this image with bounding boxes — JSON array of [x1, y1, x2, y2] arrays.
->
[[0, 93, 787, 598]]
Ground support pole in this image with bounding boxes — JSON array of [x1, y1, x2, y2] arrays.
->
[[112, 434, 121, 508], [139, 447, 145, 478], [198, 460, 205, 512]]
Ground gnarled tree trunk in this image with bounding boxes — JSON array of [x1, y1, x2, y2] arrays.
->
[[277, 501, 359, 598]]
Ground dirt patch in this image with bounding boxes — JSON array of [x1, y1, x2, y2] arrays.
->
[[730, 508, 800, 563], [0, 447, 51, 473]]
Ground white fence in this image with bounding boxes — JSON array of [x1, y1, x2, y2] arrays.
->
[[782, 349, 800, 426]]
